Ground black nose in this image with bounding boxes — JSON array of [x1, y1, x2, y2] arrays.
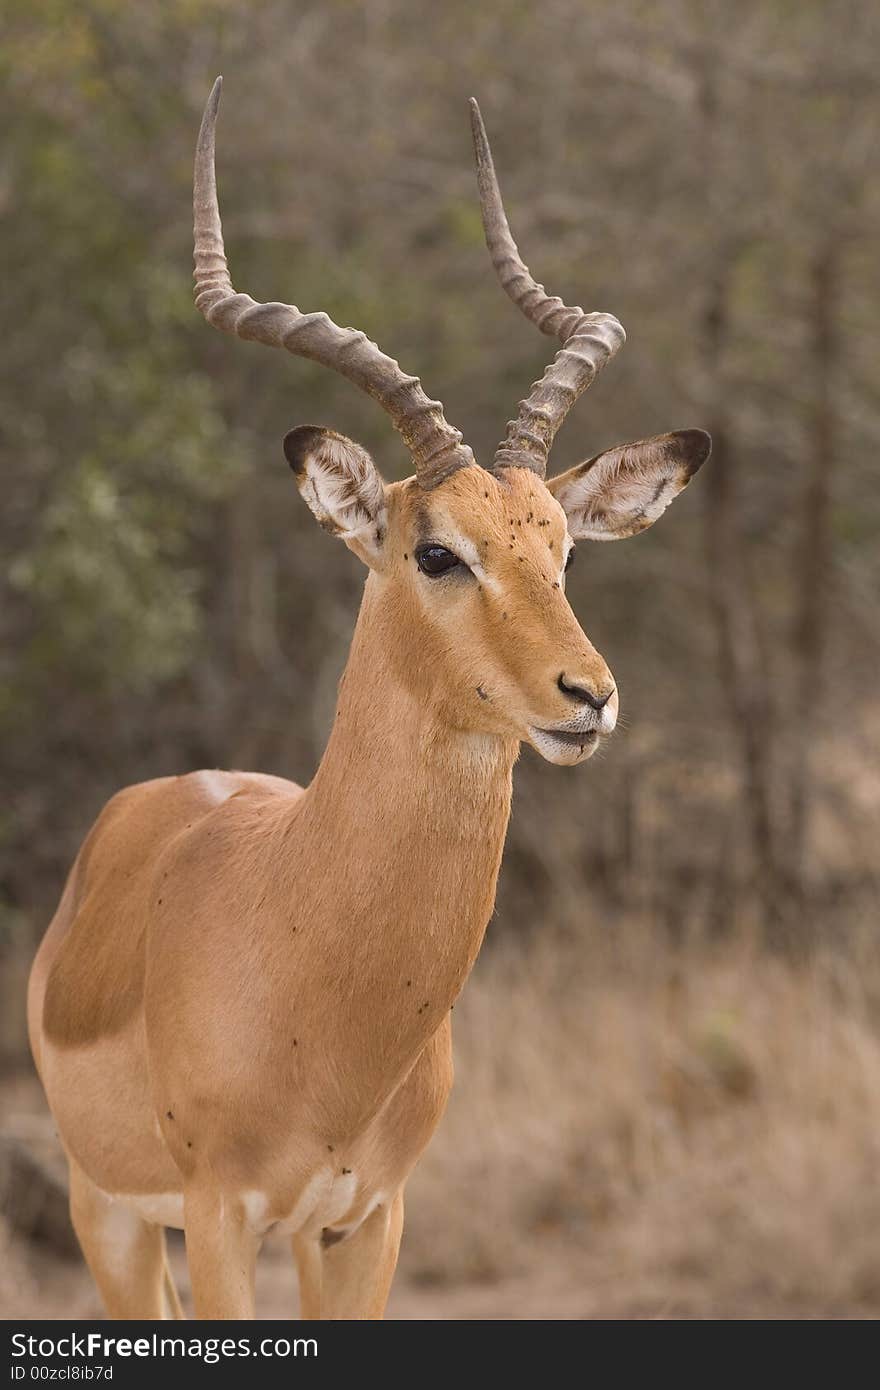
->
[[558, 672, 614, 710]]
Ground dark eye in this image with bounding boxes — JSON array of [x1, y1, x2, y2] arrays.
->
[[565, 546, 576, 571], [416, 545, 461, 577]]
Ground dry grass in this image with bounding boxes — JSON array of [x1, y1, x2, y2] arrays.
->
[[4, 928, 880, 1319], [400, 927, 880, 1317]]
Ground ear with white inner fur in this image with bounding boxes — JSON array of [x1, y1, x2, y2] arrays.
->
[[546, 429, 712, 541], [283, 425, 388, 568]]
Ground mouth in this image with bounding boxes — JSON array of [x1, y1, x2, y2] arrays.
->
[[528, 725, 601, 765]]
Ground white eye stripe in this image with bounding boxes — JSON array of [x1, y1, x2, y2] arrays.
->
[[440, 529, 481, 571], [427, 526, 503, 592], [472, 564, 501, 592]]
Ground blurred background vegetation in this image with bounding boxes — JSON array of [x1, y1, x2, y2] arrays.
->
[[3, 0, 880, 1318]]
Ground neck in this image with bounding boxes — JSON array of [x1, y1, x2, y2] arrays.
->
[[299, 575, 517, 1015]]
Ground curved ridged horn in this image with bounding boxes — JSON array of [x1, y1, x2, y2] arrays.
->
[[469, 98, 626, 478], [194, 78, 474, 488]]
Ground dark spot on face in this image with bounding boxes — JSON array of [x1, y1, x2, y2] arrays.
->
[[327, 1144, 334, 1152], [406, 980, 412, 987], [293, 1039, 298, 1046], [502, 612, 508, 620], [553, 581, 560, 589], [484, 491, 489, 499], [157, 898, 162, 906], [166, 1110, 174, 1121], [476, 685, 489, 701], [341, 1167, 351, 1175], [412, 500, 433, 545], [186, 1141, 192, 1149], [403, 553, 408, 560]]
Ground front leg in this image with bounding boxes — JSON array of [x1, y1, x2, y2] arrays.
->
[[293, 1190, 404, 1320], [184, 1185, 260, 1319]]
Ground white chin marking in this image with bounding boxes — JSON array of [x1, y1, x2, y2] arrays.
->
[[528, 728, 599, 765]]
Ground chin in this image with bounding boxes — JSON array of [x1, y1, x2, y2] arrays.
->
[[527, 727, 602, 766]]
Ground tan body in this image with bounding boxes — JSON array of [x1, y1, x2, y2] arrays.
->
[[29, 82, 709, 1319], [29, 521, 515, 1318]]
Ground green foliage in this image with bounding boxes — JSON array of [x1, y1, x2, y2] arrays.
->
[[2, 7, 246, 719], [11, 370, 238, 697]]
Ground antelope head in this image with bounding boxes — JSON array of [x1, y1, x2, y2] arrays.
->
[[194, 81, 710, 765]]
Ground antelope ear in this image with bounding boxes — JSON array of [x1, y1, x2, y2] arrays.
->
[[284, 425, 388, 568], [547, 430, 711, 541]]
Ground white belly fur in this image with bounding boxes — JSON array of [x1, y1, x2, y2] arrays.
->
[[104, 1190, 186, 1228], [105, 1169, 380, 1240]]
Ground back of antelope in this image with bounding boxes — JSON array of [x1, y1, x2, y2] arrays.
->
[[28, 80, 710, 1320]]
